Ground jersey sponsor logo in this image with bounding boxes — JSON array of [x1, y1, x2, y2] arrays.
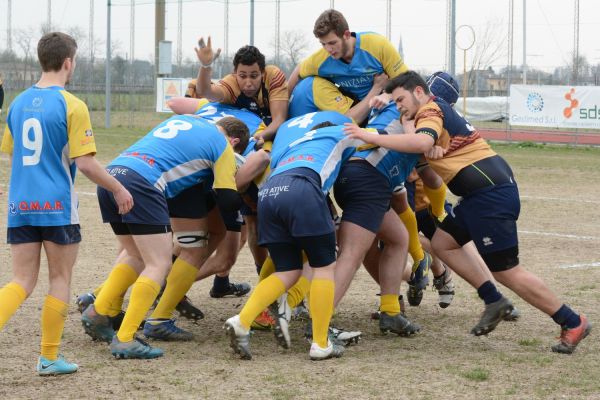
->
[[13, 200, 65, 214], [121, 151, 156, 167], [337, 75, 373, 88], [81, 129, 95, 146], [277, 154, 315, 167], [32, 97, 43, 107], [8, 202, 17, 215], [258, 185, 289, 201]]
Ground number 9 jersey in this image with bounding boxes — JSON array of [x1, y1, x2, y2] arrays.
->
[[1, 86, 97, 227]]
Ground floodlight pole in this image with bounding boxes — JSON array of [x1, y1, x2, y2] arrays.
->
[[250, 0, 255, 46], [105, 0, 111, 129]]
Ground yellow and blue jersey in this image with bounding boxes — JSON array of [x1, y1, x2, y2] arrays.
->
[[194, 100, 267, 136], [299, 32, 407, 101], [270, 111, 364, 193], [110, 115, 237, 199], [1, 86, 96, 227], [366, 101, 401, 133], [288, 76, 354, 118]]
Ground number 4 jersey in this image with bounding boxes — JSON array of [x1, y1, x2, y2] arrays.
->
[[1, 85, 97, 227]]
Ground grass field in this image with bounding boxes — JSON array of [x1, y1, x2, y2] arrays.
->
[[0, 122, 599, 399]]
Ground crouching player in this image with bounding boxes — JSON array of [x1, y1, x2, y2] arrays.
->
[[81, 115, 246, 359], [224, 110, 365, 360]]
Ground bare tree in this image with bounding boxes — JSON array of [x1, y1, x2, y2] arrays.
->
[[467, 18, 507, 96], [270, 29, 311, 74], [14, 28, 36, 84]]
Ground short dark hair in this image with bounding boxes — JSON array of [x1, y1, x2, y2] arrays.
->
[[385, 71, 430, 95], [233, 45, 266, 71], [37, 32, 78, 72], [313, 9, 349, 38], [217, 117, 250, 153], [309, 121, 336, 130]]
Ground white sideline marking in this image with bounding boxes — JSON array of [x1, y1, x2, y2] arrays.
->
[[518, 230, 600, 241], [559, 262, 600, 269], [521, 195, 600, 205], [80, 191, 97, 197]]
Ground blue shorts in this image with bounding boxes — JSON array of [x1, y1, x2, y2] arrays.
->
[[7, 224, 81, 245], [258, 169, 335, 246], [98, 166, 170, 226], [167, 182, 215, 219], [416, 201, 453, 240], [333, 160, 391, 233], [439, 182, 521, 271]]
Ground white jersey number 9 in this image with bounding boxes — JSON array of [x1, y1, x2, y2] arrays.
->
[[22, 118, 43, 166]]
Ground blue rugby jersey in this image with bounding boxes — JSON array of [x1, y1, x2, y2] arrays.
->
[[269, 111, 364, 193], [288, 77, 354, 118], [194, 101, 265, 136], [353, 104, 419, 192], [1, 85, 96, 227], [110, 115, 237, 198]]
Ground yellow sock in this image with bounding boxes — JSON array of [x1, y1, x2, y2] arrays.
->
[[117, 276, 160, 342], [258, 257, 276, 282], [0, 282, 27, 330], [380, 294, 401, 316], [423, 183, 447, 219], [92, 283, 104, 297], [287, 276, 310, 309], [398, 208, 425, 265], [239, 274, 286, 330], [309, 279, 334, 348], [94, 263, 138, 317], [150, 258, 197, 320], [40, 295, 68, 360]]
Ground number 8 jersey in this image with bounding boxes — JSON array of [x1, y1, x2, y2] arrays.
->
[[1, 86, 97, 227]]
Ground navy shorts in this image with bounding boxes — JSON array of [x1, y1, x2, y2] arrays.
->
[[416, 201, 453, 240], [7, 224, 81, 245], [258, 169, 335, 246], [439, 182, 521, 271], [266, 233, 337, 271], [98, 166, 170, 226], [167, 182, 215, 219], [333, 160, 391, 233]]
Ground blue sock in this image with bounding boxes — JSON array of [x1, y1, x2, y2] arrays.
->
[[551, 304, 581, 329], [477, 280, 502, 305], [212, 275, 230, 292]]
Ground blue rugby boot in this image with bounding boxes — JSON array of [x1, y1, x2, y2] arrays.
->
[[37, 355, 78, 376], [143, 318, 194, 341], [110, 336, 164, 359], [407, 252, 432, 306]]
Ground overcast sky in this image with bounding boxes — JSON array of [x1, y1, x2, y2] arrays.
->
[[1, 0, 599, 74]]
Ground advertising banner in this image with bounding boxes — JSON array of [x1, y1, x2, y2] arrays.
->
[[509, 84, 600, 129], [156, 78, 191, 112]]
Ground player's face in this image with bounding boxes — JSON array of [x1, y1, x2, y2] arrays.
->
[[391, 87, 421, 120], [319, 31, 349, 60], [235, 63, 263, 97]]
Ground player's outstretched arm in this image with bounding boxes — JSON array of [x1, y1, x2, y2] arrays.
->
[[343, 123, 434, 154], [74, 154, 133, 214], [167, 97, 202, 115], [236, 149, 270, 192]]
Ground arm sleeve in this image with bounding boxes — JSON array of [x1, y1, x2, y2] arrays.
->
[[378, 36, 408, 78], [185, 79, 198, 98], [212, 142, 238, 191], [265, 66, 289, 102], [414, 105, 443, 143], [65, 96, 97, 158], [298, 49, 329, 78], [0, 123, 13, 154], [214, 75, 237, 104], [313, 78, 353, 114]]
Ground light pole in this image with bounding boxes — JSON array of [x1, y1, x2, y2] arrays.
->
[[456, 25, 475, 117]]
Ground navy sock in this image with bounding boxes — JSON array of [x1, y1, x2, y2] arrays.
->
[[212, 275, 230, 292], [477, 280, 502, 305], [551, 304, 581, 329], [255, 264, 261, 276]]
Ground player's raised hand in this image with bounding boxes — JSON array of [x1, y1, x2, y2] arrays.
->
[[195, 36, 222, 67], [114, 187, 134, 215], [369, 92, 392, 109]]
